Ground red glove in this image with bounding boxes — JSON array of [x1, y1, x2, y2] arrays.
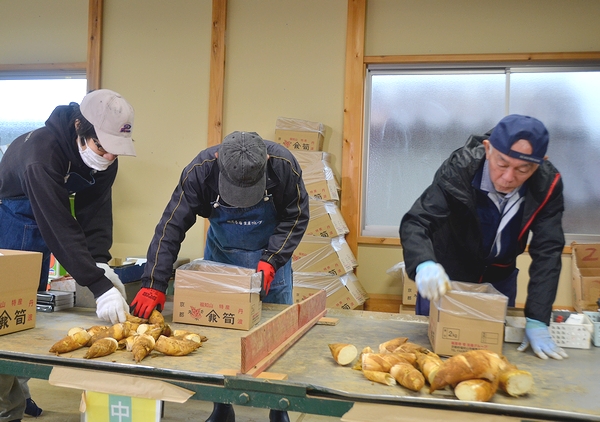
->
[[257, 260, 275, 297], [130, 288, 166, 319]]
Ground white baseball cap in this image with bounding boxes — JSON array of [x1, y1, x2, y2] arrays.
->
[[80, 89, 136, 156]]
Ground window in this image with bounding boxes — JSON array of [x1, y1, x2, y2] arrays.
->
[[363, 64, 600, 243], [0, 75, 87, 159]]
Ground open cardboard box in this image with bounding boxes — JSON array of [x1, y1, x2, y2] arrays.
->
[[429, 281, 507, 356], [571, 242, 600, 312], [173, 259, 262, 331]]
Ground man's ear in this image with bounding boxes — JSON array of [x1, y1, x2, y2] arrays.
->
[[482, 139, 491, 158], [214, 151, 218, 159]]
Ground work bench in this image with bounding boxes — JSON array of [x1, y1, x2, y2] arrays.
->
[[0, 304, 598, 421]]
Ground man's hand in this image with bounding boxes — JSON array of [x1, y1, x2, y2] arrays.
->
[[415, 260, 451, 301], [96, 287, 129, 324], [130, 288, 166, 319], [96, 262, 127, 299], [257, 260, 275, 298], [517, 317, 569, 360]]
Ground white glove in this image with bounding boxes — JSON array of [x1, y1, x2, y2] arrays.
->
[[96, 287, 129, 324], [415, 260, 450, 301], [96, 262, 127, 300]]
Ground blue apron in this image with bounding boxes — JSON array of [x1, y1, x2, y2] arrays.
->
[[204, 195, 293, 305], [0, 169, 95, 291]]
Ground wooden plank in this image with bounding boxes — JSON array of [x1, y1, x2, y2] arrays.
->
[[243, 308, 326, 377], [340, 0, 366, 258], [364, 51, 600, 65], [87, 0, 102, 91], [317, 317, 339, 326], [298, 289, 326, 327], [240, 304, 299, 374], [240, 291, 327, 376], [207, 0, 227, 147], [0, 63, 86, 72]]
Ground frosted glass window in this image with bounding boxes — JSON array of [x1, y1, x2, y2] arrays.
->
[[0, 78, 87, 159], [510, 71, 600, 237], [363, 66, 600, 241], [364, 72, 505, 236]]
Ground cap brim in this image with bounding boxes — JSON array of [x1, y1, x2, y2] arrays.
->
[[95, 130, 137, 157], [219, 171, 266, 208]]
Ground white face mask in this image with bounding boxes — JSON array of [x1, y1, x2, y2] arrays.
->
[[78, 137, 115, 171]]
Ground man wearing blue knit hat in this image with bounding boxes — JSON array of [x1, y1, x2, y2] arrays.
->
[[400, 114, 568, 360]]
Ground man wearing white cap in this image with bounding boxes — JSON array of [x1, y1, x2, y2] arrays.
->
[[0, 89, 136, 421]]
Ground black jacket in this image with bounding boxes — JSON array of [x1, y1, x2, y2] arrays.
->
[[400, 134, 565, 324], [0, 105, 116, 298], [141, 140, 309, 293]]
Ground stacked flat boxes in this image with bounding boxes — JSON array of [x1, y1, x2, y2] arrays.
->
[[274, 117, 368, 309]]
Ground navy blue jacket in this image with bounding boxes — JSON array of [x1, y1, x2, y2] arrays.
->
[[400, 134, 565, 324], [141, 140, 309, 293]]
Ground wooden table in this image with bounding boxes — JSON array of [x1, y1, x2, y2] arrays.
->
[[0, 305, 598, 421]]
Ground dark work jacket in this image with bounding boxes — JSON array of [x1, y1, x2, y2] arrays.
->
[[0, 105, 116, 298], [141, 140, 309, 293], [400, 134, 565, 324]]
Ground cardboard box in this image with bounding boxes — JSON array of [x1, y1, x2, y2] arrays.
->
[[81, 391, 162, 422], [571, 242, 600, 312], [0, 249, 42, 336], [305, 199, 349, 238], [293, 272, 368, 310], [49, 367, 193, 422], [274, 117, 325, 151], [292, 151, 340, 201], [292, 236, 358, 275], [173, 260, 262, 331], [428, 281, 508, 356], [401, 266, 417, 305]]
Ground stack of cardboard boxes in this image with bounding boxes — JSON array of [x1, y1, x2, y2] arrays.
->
[[273, 117, 368, 310]]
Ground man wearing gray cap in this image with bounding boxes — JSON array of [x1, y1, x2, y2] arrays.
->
[[400, 114, 568, 361], [0, 89, 136, 421], [131, 131, 309, 422]]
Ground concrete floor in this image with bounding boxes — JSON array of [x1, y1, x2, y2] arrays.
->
[[25, 378, 343, 422]]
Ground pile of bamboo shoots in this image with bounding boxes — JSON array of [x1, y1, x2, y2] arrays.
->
[[49, 310, 207, 363], [328, 337, 534, 402]]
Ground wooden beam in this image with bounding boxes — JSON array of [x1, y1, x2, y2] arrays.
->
[[340, 0, 366, 258], [365, 51, 600, 65], [0, 63, 86, 72], [87, 0, 103, 91], [207, 0, 227, 148], [240, 290, 326, 376]]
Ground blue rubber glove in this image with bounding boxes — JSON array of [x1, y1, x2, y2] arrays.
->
[[415, 260, 450, 301], [517, 317, 569, 360]]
